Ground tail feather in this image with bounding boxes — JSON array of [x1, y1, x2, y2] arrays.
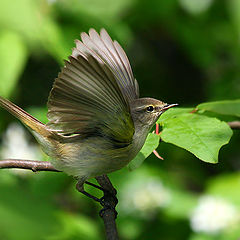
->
[[0, 96, 50, 137]]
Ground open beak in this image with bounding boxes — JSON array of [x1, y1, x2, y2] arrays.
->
[[162, 103, 178, 111]]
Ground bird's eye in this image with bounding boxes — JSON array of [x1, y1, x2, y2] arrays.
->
[[146, 105, 154, 112]]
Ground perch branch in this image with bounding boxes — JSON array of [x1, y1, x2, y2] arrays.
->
[[0, 159, 60, 172]]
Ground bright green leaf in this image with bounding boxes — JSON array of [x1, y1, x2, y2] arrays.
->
[[128, 133, 160, 171], [197, 99, 240, 117], [0, 31, 28, 98], [158, 107, 194, 124], [161, 114, 233, 163]]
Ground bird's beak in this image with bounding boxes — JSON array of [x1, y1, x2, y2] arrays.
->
[[162, 103, 178, 111]]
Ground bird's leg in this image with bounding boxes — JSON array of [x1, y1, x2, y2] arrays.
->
[[76, 179, 103, 203], [76, 178, 115, 203], [76, 176, 118, 218], [85, 181, 105, 191]]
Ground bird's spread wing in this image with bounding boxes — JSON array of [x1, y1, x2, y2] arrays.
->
[[47, 29, 138, 145]]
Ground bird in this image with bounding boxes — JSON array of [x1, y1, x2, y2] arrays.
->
[[0, 28, 177, 190]]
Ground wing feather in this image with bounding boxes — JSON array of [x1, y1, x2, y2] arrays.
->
[[47, 29, 137, 144]]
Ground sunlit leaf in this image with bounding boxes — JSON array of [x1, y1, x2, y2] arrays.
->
[[161, 114, 233, 163], [158, 107, 194, 124], [197, 99, 240, 117], [128, 133, 160, 171]]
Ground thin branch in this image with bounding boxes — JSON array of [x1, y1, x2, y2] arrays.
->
[[228, 121, 240, 130], [0, 159, 60, 172]]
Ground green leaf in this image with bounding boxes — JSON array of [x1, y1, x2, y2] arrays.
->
[[161, 113, 233, 163], [0, 31, 28, 97], [158, 107, 194, 124], [128, 133, 160, 171], [197, 99, 240, 117]]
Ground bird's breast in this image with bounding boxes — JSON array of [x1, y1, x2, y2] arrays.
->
[[47, 129, 148, 179]]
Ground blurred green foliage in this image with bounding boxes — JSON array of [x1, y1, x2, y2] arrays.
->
[[0, 0, 240, 239]]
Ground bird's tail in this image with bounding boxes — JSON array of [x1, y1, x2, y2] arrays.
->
[[0, 96, 51, 137]]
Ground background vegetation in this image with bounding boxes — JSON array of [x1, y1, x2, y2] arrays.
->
[[0, 0, 240, 239]]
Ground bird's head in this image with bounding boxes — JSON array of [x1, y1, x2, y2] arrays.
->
[[130, 98, 177, 131]]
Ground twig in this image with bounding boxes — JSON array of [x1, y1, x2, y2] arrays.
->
[[190, 110, 240, 130], [0, 159, 119, 240], [228, 121, 240, 130], [0, 159, 60, 172]]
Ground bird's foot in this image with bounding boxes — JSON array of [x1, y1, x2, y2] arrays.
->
[[76, 180, 103, 203], [76, 179, 117, 204], [76, 178, 118, 218]]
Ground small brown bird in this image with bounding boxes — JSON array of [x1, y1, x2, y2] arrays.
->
[[0, 29, 176, 188]]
